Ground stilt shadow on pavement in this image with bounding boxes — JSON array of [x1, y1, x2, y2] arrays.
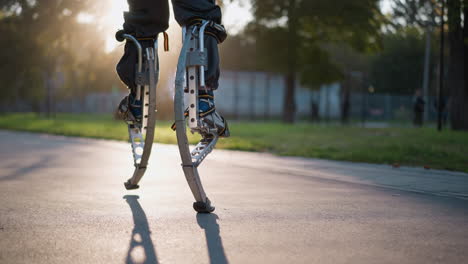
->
[[197, 213, 229, 264], [124, 195, 158, 264], [123, 194, 227, 264]]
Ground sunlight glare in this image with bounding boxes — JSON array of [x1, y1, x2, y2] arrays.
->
[[102, 0, 128, 53], [380, 0, 393, 14], [77, 12, 94, 24], [223, 1, 253, 35], [100, 0, 255, 52], [103, 0, 128, 29]]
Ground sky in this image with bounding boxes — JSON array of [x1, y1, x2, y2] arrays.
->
[[93, 0, 393, 52]]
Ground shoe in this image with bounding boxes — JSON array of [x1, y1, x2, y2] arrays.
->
[[198, 91, 230, 138], [128, 93, 142, 121], [114, 93, 142, 123], [198, 90, 214, 113], [170, 91, 230, 138]]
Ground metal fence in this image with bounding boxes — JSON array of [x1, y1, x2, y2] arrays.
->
[[2, 70, 438, 125], [216, 71, 434, 124]]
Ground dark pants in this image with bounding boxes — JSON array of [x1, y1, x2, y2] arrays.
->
[[117, 0, 221, 91]]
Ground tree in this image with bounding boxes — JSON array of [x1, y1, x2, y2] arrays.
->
[[248, 0, 382, 123], [392, 0, 440, 122], [369, 27, 436, 95], [391, 0, 468, 130], [0, 0, 122, 114], [325, 43, 372, 123], [392, 0, 439, 28], [447, 0, 468, 130]]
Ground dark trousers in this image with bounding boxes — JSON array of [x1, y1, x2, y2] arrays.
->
[[117, 0, 221, 91]]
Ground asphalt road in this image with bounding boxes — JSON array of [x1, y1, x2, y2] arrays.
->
[[0, 130, 467, 264]]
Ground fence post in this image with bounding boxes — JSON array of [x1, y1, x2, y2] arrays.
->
[[265, 73, 270, 120], [234, 71, 239, 120], [250, 72, 256, 120]]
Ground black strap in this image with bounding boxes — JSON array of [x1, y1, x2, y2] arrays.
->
[[187, 18, 227, 44]]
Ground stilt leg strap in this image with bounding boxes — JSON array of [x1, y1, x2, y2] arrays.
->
[[198, 94, 214, 99], [186, 18, 227, 44], [163, 32, 169, 51], [171, 108, 189, 131], [199, 107, 216, 117]]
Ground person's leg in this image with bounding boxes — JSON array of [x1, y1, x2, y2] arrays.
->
[[172, 0, 222, 26], [124, 0, 169, 38], [172, 0, 229, 137], [115, 0, 169, 121], [173, 0, 221, 91]]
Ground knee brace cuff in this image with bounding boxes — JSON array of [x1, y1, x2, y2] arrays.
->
[[187, 18, 227, 44]]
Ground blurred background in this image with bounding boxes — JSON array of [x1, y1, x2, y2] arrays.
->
[[0, 0, 466, 130]]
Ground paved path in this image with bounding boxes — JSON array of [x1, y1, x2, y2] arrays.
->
[[0, 130, 467, 264]]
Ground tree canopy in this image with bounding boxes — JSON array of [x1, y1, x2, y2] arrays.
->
[[369, 27, 438, 95], [241, 0, 383, 122], [247, 0, 383, 85], [0, 0, 122, 112]]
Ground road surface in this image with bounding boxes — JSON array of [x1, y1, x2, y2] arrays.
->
[[0, 130, 467, 264]]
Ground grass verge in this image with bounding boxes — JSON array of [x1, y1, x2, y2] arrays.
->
[[1, 113, 467, 172]]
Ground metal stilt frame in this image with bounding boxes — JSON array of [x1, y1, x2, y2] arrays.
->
[[174, 21, 218, 213], [116, 23, 217, 213], [116, 34, 159, 190]]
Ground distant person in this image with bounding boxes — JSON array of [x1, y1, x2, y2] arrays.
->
[[115, 0, 229, 137], [310, 100, 319, 122], [434, 96, 449, 126], [413, 89, 425, 127]]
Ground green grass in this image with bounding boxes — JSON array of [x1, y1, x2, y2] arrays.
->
[[1, 113, 467, 172]]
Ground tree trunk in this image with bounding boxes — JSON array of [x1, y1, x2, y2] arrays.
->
[[283, 0, 297, 123], [465, 3, 468, 78], [283, 74, 296, 123], [341, 75, 351, 124], [448, 0, 468, 130], [463, 1, 468, 127]]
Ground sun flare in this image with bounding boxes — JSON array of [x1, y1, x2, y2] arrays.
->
[[101, 0, 128, 52], [92, 0, 254, 53]]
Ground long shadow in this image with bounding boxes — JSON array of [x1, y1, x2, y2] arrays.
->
[[197, 213, 229, 264], [124, 195, 158, 264], [0, 156, 53, 181]]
